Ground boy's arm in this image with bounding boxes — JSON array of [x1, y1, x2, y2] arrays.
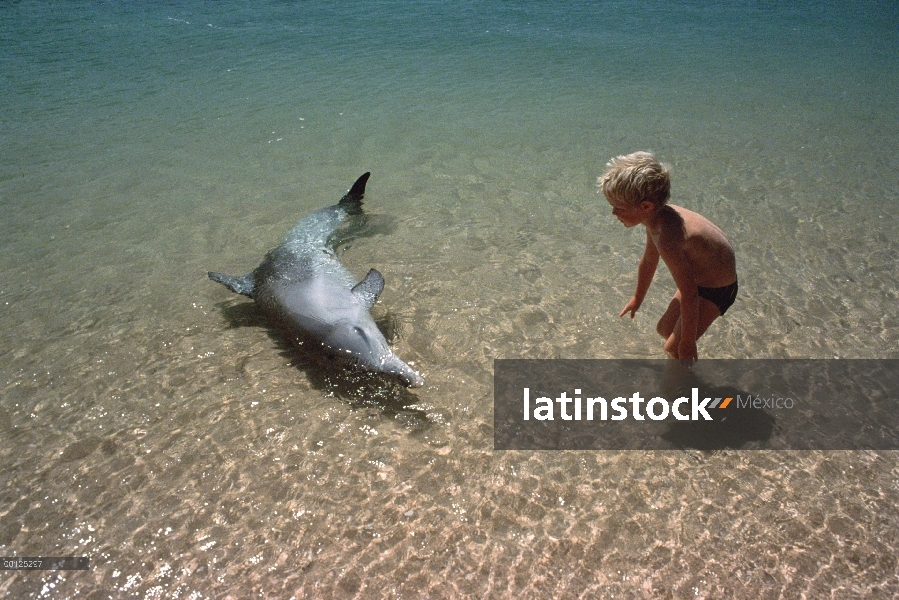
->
[[657, 236, 699, 360], [620, 231, 659, 318]]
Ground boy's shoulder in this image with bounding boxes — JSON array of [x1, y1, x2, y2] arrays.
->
[[666, 204, 698, 220], [646, 206, 686, 253], [651, 204, 718, 251], [655, 203, 733, 256], [650, 204, 690, 234], [661, 204, 718, 233]]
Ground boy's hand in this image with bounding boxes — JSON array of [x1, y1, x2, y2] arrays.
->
[[619, 297, 641, 318]]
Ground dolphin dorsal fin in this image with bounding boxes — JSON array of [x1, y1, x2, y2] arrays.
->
[[351, 268, 384, 309], [338, 172, 370, 215]]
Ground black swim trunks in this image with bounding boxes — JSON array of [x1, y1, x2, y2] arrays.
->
[[697, 280, 738, 315]]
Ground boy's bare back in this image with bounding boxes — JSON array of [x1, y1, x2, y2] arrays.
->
[[649, 204, 736, 290]]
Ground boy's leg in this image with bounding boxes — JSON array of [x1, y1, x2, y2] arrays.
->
[[659, 295, 722, 358], [656, 292, 682, 340]]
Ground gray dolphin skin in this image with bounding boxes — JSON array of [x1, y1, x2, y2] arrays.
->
[[208, 172, 424, 388]]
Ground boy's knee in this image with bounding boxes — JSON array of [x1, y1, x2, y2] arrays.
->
[[657, 320, 673, 338]]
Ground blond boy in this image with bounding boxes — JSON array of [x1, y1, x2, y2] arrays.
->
[[598, 151, 737, 360]]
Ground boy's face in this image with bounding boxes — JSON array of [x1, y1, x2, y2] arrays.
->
[[605, 196, 650, 228]]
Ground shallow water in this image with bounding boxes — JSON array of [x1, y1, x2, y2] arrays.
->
[[2, 1, 899, 597]]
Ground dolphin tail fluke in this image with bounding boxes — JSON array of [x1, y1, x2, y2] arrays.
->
[[338, 172, 370, 215], [208, 271, 255, 298]]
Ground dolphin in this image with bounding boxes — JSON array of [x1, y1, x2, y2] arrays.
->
[[208, 172, 424, 388]]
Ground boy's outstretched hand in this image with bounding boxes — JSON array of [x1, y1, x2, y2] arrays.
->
[[619, 297, 641, 319]]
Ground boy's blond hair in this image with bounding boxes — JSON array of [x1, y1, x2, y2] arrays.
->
[[598, 151, 671, 207]]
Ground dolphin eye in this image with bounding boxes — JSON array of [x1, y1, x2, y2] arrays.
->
[[353, 326, 367, 339]]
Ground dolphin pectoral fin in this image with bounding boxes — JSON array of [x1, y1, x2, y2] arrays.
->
[[351, 268, 384, 309], [338, 172, 370, 215], [208, 271, 255, 298]]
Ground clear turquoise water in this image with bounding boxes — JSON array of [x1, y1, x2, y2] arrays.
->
[[2, 1, 898, 597]]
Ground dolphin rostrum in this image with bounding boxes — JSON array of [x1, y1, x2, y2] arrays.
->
[[208, 172, 424, 387]]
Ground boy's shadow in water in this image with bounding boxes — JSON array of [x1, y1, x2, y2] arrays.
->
[[658, 365, 776, 451]]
